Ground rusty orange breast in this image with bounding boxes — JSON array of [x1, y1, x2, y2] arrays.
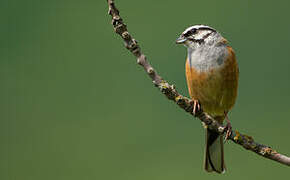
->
[[185, 46, 239, 120]]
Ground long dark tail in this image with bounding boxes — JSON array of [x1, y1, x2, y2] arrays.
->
[[204, 128, 226, 173]]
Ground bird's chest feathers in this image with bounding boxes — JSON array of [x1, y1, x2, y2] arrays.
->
[[188, 46, 228, 72]]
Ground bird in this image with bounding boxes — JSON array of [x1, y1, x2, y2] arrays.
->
[[176, 25, 239, 173]]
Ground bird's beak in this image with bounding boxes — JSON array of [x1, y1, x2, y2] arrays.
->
[[176, 36, 187, 44]]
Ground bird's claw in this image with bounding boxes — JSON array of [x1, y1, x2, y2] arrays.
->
[[224, 117, 232, 142], [191, 99, 201, 116]]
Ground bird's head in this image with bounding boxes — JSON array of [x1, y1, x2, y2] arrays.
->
[[176, 25, 224, 49]]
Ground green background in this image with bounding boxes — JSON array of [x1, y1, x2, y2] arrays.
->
[[4, 0, 290, 179]]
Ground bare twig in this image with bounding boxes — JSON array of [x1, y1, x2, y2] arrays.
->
[[106, 0, 290, 167]]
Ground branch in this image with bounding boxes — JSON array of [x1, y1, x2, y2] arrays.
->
[[106, 0, 290, 167]]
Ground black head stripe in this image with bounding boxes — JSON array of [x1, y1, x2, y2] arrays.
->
[[187, 31, 214, 45], [193, 24, 217, 32], [202, 31, 214, 40], [197, 26, 216, 32]]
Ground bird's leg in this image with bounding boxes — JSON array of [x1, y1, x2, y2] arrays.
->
[[190, 99, 201, 116], [224, 113, 232, 142]]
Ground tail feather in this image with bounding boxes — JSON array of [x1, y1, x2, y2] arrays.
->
[[204, 128, 226, 173]]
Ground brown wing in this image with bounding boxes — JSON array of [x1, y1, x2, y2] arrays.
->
[[220, 46, 239, 112]]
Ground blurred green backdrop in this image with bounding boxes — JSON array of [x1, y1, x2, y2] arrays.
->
[[3, 0, 290, 179]]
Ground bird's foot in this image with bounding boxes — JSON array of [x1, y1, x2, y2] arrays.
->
[[224, 115, 232, 142], [190, 99, 201, 117]]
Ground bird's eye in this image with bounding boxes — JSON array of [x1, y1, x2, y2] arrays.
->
[[184, 28, 197, 37], [190, 28, 197, 34]]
